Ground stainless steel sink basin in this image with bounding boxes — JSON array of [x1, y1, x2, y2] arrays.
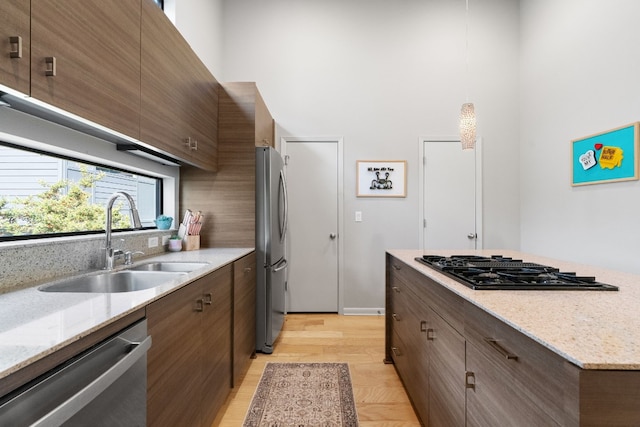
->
[[38, 270, 187, 293], [127, 262, 209, 272]]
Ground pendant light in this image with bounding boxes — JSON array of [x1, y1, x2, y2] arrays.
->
[[459, 0, 476, 150]]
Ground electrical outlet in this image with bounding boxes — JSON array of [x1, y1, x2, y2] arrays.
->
[[355, 211, 362, 222], [148, 237, 159, 248], [162, 235, 170, 245]]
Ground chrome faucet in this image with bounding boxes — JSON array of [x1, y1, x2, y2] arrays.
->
[[103, 191, 142, 270]]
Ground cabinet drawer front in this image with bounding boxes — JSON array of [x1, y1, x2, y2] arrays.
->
[[466, 341, 564, 427], [390, 279, 427, 356], [464, 301, 575, 426], [390, 257, 464, 333], [389, 257, 431, 304]]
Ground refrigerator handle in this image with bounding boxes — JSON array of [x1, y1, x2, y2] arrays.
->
[[279, 170, 289, 243], [273, 258, 288, 272]]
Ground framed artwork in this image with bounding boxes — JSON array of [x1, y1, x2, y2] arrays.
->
[[356, 160, 406, 197], [571, 122, 639, 186]]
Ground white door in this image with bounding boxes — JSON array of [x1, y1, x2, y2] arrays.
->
[[421, 138, 482, 250], [284, 139, 340, 312]]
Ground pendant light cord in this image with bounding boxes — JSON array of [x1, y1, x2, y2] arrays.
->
[[465, 0, 470, 103]]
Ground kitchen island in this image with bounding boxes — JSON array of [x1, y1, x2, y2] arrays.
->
[[386, 249, 640, 426]]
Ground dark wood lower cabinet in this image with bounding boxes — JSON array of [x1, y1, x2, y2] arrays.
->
[[201, 266, 233, 427], [386, 253, 640, 427], [147, 253, 257, 426], [147, 265, 232, 427], [233, 252, 256, 387], [428, 308, 465, 427]]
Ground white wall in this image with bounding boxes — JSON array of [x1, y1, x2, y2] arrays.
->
[[218, 0, 520, 310], [176, 0, 521, 309], [520, 0, 640, 273], [169, 0, 224, 78], [177, 0, 520, 309]]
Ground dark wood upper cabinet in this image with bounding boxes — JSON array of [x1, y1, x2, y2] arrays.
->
[[0, 0, 30, 95], [30, 0, 141, 140], [140, 0, 219, 171]]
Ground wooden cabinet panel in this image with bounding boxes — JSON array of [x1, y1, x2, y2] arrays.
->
[[147, 279, 203, 427], [147, 267, 233, 427], [466, 341, 564, 427], [389, 257, 464, 333], [464, 300, 573, 426], [387, 256, 430, 424], [180, 83, 275, 248], [389, 301, 429, 422], [0, 0, 30, 95], [428, 308, 465, 427], [30, 0, 141, 139], [201, 265, 233, 427], [140, 0, 218, 171], [233, 252, 257, 387], [220, 82, 274, 148], [578, 369, 640, 426], [255, 89, 274, 147]]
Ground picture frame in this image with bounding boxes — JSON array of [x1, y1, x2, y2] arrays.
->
[[571, 122, 639, 186], [356, 160, 407, 197]]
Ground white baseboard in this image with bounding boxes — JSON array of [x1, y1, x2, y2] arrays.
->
[[342, 307, 385, 316]]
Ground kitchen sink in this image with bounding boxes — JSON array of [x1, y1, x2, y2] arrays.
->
[[127, 262, 209, 272], [38, 270, 188, 293]]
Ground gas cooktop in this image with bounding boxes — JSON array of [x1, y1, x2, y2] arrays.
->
[[415, 255, 618, 291]]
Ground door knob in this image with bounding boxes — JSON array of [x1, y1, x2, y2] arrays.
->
[[467, 233, 477, 239], [329, 233, 337, 239]]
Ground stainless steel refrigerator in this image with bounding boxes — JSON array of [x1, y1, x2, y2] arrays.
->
[[256, 146, 288, 354]]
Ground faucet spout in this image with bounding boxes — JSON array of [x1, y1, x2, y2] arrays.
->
[[104, 191, 142, 270]]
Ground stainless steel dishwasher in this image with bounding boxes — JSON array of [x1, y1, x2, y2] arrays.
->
[[0, 319, 151, 426]]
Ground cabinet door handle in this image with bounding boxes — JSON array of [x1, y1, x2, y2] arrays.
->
[[420, 321, 427, 332], [391, 347, 401, 357], [203, 293, 212, 305], [465, 371, 476, 390], [45, 57, 56, 76], [392, 264, 401, 270], [184, 137, 198, 150], [243, 267, 252, 274], [392, 313, 400, 321], [392, 286, 400, 293], [9, 36, 22, 59], [484, 338, 518, 360], [195, 298, 204, 312], [426, 328, 435, 341]]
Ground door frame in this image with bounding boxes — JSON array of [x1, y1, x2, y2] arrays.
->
[[281, 136, 345, 314], [418, 136, 483, 250]]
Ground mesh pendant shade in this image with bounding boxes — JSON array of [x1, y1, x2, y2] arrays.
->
[[460, 102, 476, 150]]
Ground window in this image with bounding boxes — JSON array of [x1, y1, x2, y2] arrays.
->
[[0, 143, 161, 240]]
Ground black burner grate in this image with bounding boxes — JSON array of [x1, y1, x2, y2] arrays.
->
[[415, 255, 618, 291]]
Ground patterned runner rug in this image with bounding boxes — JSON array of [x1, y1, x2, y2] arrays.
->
[[243, 362, 359, 427]]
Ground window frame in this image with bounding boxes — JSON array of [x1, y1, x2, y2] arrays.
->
[[0, 141, 163, 242], [0, 106, 180, 244]]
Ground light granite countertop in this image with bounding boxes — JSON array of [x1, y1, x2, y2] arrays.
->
[[388, 249, 640, 370], [0, 248, 253, 381]]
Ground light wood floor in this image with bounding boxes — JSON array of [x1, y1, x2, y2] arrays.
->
[[213, 313, 421, 426]]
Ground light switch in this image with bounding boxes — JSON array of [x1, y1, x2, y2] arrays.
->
[[148, 237, 159, 248], [355, 211, 362, 222]]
